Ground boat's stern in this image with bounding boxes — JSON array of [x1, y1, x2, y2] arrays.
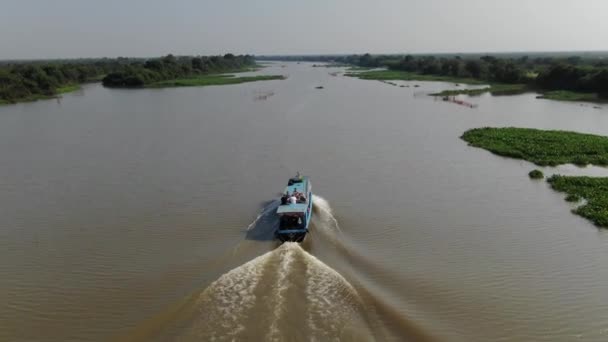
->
[[275, 228, 307, 243], [276, 175, 312, 243]]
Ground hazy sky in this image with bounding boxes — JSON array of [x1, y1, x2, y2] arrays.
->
[[2, 0, 608, 59]]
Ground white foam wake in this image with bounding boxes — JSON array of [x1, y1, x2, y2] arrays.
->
[[312, 195, 341, 231], [174, 242, 368, 341]]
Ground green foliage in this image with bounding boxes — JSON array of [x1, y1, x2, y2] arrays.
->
[[345, 70, 485, 84], [547, 175, 608, 227], [537, 90, 601, 102], [565, 194, 582, 202], [529, 169, 544, 179], [277, 53, 608, 102], [461, 127, 608, 166], [431, 84, 528, 97], [536, 64, 608, 98], [102, 54, 257, 88], [146, 75, 284, 88], [0, 58, 135, 103], [0, 54, 258, 104], [56, 84, 81, 94]]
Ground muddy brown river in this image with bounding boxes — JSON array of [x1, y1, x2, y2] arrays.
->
[[1, 62, 608, 341]]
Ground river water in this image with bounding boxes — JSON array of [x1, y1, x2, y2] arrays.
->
[[1, 63, 608, 341]]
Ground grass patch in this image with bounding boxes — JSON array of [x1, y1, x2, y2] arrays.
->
[[461, 127, 608, 167], [312, 63, 350, 68], [147, 74, 285, 88], [431, 84, 528, 97], [547, 175, 608, 227], [57, 84, 81, 94], [565, 194, 582, 202], [345, 66, 374, 72], [529, 169, 544, 179], [345, 69, 486, 85], [537, 90, 602, 102]]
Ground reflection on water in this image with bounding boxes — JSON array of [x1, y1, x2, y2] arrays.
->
[[1, 62, 608, 341]]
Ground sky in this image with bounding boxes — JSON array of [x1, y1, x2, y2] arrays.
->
[[2, 0, 608, 59]]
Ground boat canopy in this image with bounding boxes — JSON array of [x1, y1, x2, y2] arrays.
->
[[283, 177, 309, 197], [277, 203, 308, 214], [277, 175, 311, 215]]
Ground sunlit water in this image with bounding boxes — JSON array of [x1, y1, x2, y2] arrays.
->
[[1, 63, 608, 341]]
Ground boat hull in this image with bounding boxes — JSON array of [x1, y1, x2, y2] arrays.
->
[[276, 186, 313, 243], [276, 229, 307, 243]]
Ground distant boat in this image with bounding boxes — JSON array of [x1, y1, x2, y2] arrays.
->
[[276, 174, 313, 242]]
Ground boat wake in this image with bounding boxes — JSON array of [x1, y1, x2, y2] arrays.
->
[[311, 194, 341, 232], [170, 243, 373, 341], [125, 196, 433, 341]]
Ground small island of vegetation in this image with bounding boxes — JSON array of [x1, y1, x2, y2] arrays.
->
[[548, 175, 608, 227], [461, 127, 608, 166], [461, 127, 608, 228], [529, 169, 544, 179]]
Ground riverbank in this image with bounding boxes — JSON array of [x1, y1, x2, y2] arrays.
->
[[536, 90, 604, 102], [345, 69, 486, 84], [430, 84, 528, 96], [0, 93, 64, 105], [346, 65, 606, 103], [0, 84, 84, 106], [146, 74, 284, 88], [346, 69, 530, 96], [57, 84, 81, 94], [461, 127, 608, 166]]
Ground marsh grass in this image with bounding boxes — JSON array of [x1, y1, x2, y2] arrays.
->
[[548, 175, 608, 227], [431, 84, 528, 97], [147, 74, 284, 88], [461, 127, 608, 167], [345, 69, 486, 84], [537, 90, 603, 102]]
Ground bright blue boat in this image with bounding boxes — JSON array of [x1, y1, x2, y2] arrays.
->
[[276, 173, 313, 242]]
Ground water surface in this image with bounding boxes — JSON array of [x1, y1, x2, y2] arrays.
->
[[1, 63, 608, 341]]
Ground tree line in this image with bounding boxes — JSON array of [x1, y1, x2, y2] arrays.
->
[[259, 53, 608, 98], [102, 54, 255, 87], [338, 54, 608, 97], [0, 54, 255, 103]]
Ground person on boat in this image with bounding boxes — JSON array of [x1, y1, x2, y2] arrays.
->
[[281, 193, 288, 205], [298, 193, 307, 203], [289, 194, 297, 204]]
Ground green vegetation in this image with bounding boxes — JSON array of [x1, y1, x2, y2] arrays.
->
[[147, 74, 284, 88], [565, 194, 582, 202], [345, 66, 374, 72], [265, 53, 608, 102], [537, 90, 601, 102], [461, 127, 608, 166], [345, 69, 485, 84], [0, 60, 117, 104], [431, 84, 528, 97], [102, 54, 259, 88], [57, 84, 81, 94], [312, 63, 349, 68], [529, 169, 544, 179], [547, 175, 608, 227], [0, 54, 260, 104]]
